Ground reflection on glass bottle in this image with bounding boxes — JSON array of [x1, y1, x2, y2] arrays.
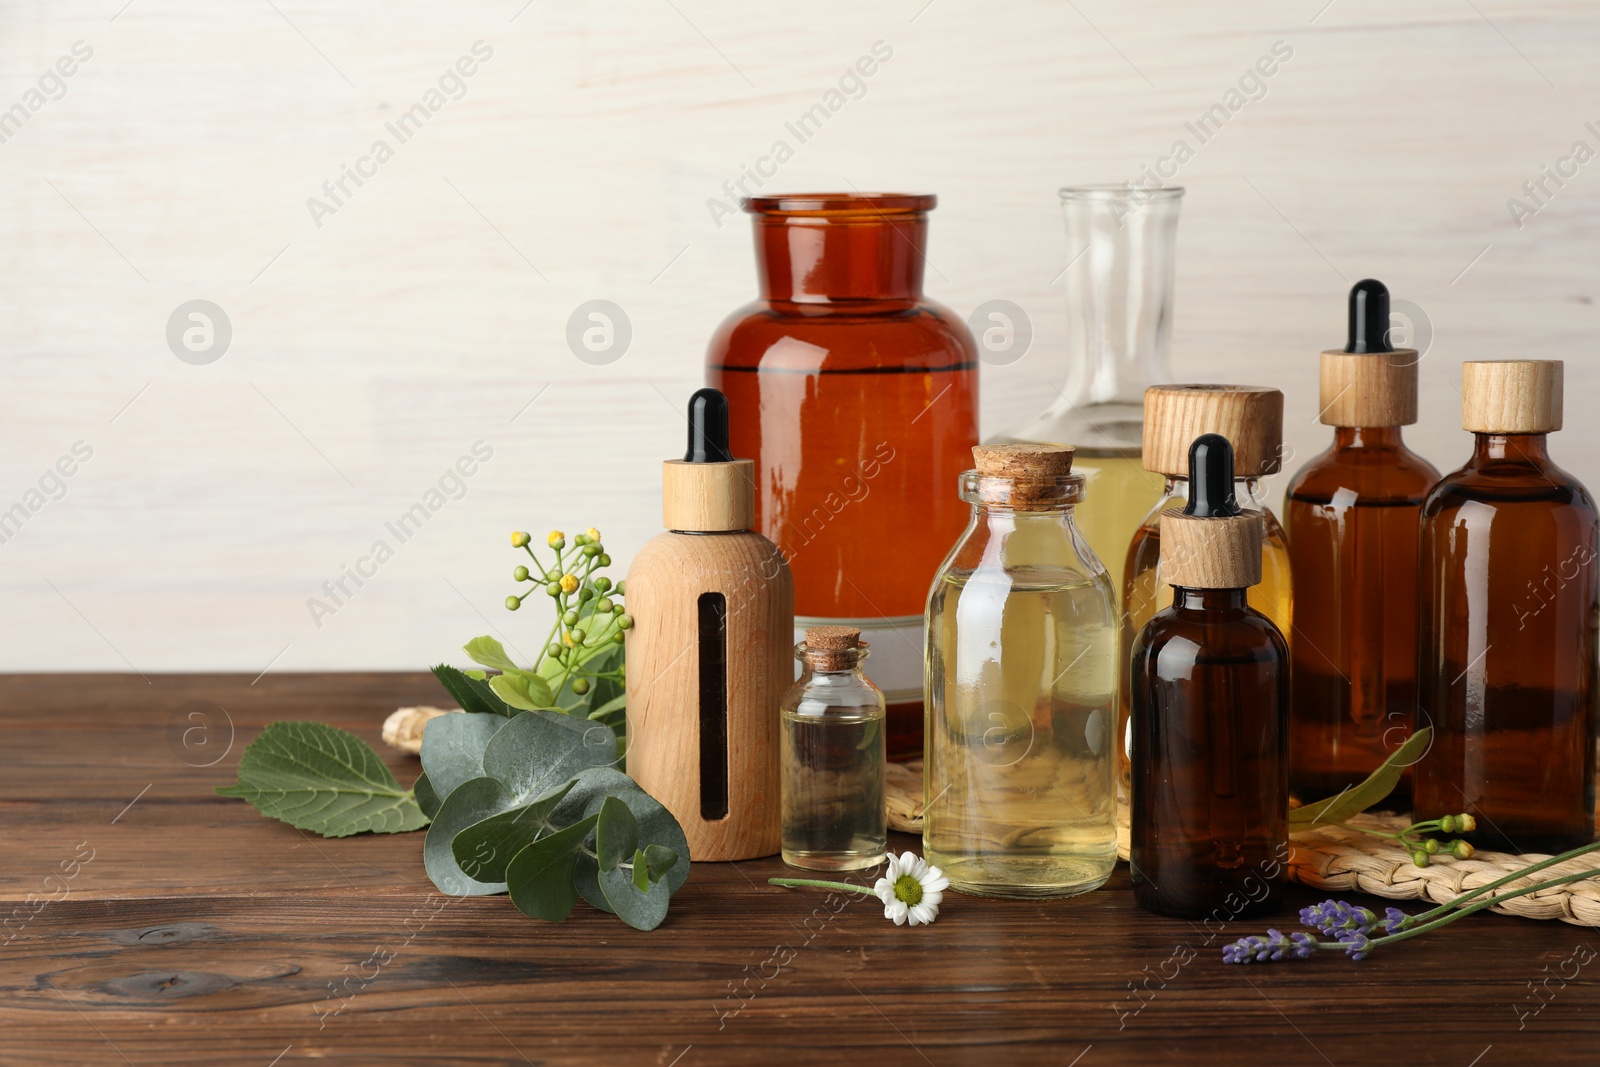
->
[[1415, 360, 1597, 853], [1285, 281, 1438, 805], [992, 186, 1182, 597], [781, 626, 888, 872], [1131, 434, 1289, 920], [1118, 385, 1290, 797], [924, 444, 1118, 899]]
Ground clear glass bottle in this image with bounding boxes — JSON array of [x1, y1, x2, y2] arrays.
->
[[924, 443, 1118, 899], [1117, 385, 1290, 797], [991, 185, 1183, 597], [1131, 435, 1289, 920], [1415, 361, 1597, 853], [780, 625, 887, 871]]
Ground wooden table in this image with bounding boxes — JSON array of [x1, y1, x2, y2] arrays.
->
[[3, 674, 1595, 1066]]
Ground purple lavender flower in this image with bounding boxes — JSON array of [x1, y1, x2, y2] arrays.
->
[[1340, 931, 1371, 960], [1299, 900, 1377, 937], [1222, 928, 1317, 964], [1380, 907, 1410, 935]]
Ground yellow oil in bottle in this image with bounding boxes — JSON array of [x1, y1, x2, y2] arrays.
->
[[1116, 477, 1293, 794], [925, 568, 1118, 898], [1068, 448, 1168, 598]]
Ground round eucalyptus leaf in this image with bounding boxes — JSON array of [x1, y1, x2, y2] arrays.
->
[[419, 713, 507, 802], [482, 711, 618, 804], [423, 776, 513, 897]]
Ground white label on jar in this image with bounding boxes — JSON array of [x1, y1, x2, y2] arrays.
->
[[794, 613, 924, 705]]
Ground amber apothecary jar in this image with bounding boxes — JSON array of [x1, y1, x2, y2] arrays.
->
[[707, 193, 979, 759]]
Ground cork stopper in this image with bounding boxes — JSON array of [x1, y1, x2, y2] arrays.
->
[[1462, 360, 1563, 434], [970, 444, 1078, 510], [1143, 386, 1284, 478], [1157, 433, 1263, 589], [802, 626, 866, 671], [661, 388, 755, 532]]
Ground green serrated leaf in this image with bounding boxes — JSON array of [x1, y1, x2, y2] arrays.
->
[[215, 721, 428, 838], [463, 635, 520, 674], [431, 664, 516, 718], [419, 712, 506, 802], [449, 780, 578, 883], [1290, 727, 1433, 829], [424, 776, 512, 896], [505, 814, 599, 921], [414, 771, 441, 819], [596, 796, 638, 873], [488, 671, 556, 712]]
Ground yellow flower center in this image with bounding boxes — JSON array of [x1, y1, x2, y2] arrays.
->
[[893, 873, 922, 906]]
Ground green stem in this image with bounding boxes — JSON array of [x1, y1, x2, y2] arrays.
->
[[768, 877, 877, 894], [1407, 839, 1600, 926]]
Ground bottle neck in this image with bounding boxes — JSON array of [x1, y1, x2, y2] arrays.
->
[[1174, 587, 1249, 611], [1333, 425, 1406, 449], [752, 213, 927, 304], [1470, 432, 1551, 467]]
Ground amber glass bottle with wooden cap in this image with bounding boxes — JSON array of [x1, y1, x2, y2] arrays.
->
[[925, 443, 1118, 898], [708, 194, 978, 762], [1131, 433, 1289, 919], [1285, 280, 1440, 805], [625, 388, 794, 862], [1117, 385, 1289, 796], [1415, 361, 1597, 853], [780, 625, 887, 871]]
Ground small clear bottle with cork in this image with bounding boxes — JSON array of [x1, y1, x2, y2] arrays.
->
[[1415, 360, 1597, 853], [780, 625, 888, 871], [1130, 433, 1289, 919], [925, 443, 1118, 899]]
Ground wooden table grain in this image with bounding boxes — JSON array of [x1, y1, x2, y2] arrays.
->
[[2, 674, 1595, 1066]]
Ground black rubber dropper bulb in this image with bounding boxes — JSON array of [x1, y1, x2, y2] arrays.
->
[[1183, 433, 1241, 518], [1346, 279, 1393, 354], [685, 387, 734, 463]]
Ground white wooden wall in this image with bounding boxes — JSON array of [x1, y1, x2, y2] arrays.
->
[[1, 0, 1596, 672]]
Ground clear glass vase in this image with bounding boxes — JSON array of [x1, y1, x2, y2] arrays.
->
[[993, 185, 1184, 595]]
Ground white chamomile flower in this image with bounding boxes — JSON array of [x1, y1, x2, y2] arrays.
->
[[873, 851, 948, 927]]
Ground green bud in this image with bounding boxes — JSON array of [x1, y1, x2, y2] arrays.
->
[[582, 544, 600, 558], [617, 613, 634, 631], [1423, 839, 1439, 854], [597, 553, 611, 567], [545, 581, 561, 597], [1412, 850, 1430, 868], [511, 531, 531, 548], [1439, 815, 1456, 833], [571, 628, 586, 645], [615, 580, 627, 596], [596, 598, 614, 613], [574, 533, 589, 546], [563, 609, 579, 626], [613, 632, 625, 643], [572, 678, 591, 696], [504, 596, 521, 611], [578, 586, 594, 602], [594, 577, 612, 593], [514, 565, 530, 582], [548, 643, 564, 658]]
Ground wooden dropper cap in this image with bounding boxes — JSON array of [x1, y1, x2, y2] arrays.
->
[[1143, 385, 1284, 478], [661, 388, 755, 532], [1160, 434, 1263, 589], [1461, 360, 1563, 434], [971, 443, 1077, 510], [1318, 279, 1419, 427]]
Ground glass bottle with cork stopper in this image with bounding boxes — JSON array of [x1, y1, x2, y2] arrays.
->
[[1117, 385, 1290, 796], [924, 443, 1118, 899], [1285, 280, 1440, 805], [1415, 360, 1597, 853], [780, 625, 887, 871], [1130, 433, 1289, 919]]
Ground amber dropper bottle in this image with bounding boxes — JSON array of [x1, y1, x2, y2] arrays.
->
[[1415, 361, 1598, 853], [1131, 433, 1289, 920], [1284, 280, 1439, 806]]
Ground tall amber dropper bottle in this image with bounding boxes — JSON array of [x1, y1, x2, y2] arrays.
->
[[1284, 280, 1439, 805], [1131, 433, 1289, 919], [1415, 361, 1597, 853], [1116, 385, 1289, 795]]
